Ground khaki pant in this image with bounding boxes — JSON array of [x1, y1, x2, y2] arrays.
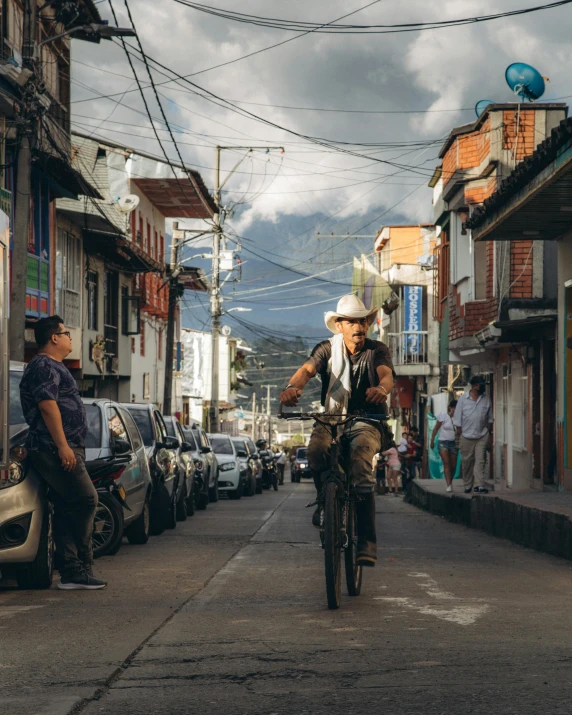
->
[[459, 434, 489, 490], [307, 421, 381, 493]]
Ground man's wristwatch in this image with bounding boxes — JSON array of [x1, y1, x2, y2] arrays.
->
[[285, 384, 296, 391]]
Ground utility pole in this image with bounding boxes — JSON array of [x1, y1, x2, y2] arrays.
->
[[163, 222, 181, 414], [262, 384, 277, 446], [208, 147, 222, 432], [10, 0, 36, 361], [251, 391, 256, 440]]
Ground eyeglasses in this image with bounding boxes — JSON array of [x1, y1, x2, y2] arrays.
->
[[55, 331, 71, 339]]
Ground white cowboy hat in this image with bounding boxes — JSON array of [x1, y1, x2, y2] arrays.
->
[[324, 294, 378, 333]]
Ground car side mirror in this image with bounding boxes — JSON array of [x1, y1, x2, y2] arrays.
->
[[236, 449, 248, 458], [181, 442, 193, 453], [161, 436, 179, 450], [113, 437, 131, 455], [201, 445, 212, 454]]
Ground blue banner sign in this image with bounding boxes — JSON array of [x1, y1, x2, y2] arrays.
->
[[403, 285, 423, 355]]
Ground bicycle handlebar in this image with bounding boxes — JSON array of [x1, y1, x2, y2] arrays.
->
[[277, 403, 389, 426]]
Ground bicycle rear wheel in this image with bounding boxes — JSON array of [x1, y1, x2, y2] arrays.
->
[[324, 481, 342, 610], [344, 499, 362, 597]]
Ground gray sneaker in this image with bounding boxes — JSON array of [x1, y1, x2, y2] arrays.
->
[[57, 573, 107, 590]]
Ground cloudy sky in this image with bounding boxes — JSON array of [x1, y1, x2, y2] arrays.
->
[[71, 0, 572, 340]]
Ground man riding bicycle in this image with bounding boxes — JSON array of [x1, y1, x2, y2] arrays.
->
[[280, 295, 395, 567]]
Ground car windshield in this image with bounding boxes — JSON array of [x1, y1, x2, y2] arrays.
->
[[9, 371, 25, 426], [297, 448, 308, 460], [210, 436, 233, 455], [84, 406, 102, 449], [126, 408, 153, 446]]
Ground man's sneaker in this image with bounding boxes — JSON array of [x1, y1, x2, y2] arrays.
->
[[312, 506, 321, 528], [446, 485, 453, 493], [464, 488, 472, 494], [57, 572, 107, 590], [474, 486, 489, 494]]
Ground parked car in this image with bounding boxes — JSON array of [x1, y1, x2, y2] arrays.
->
[[182, 424, 219, 503], [179, 427, 209, 510], [291, 447, 311, 483], [231, 436, 257, 497], [245, 437, 263, 494], [207, 433, 243, 499], [120, 404, 180, 535], [164, 416, 197, 520]]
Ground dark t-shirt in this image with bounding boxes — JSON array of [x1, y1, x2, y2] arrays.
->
[[20, 355, 87, 451], [306, 338, 395, 414]]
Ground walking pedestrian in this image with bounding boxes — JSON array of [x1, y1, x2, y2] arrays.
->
[[276, 449, 287, 485], [402, 434, 420, 491], [410, 426, 424, 478], [430, 400, 458, 492], [382, 441, 401, 496], [372, 452, 386, 494], [19, 316, 106, 590], [453, 376, 494, 494]]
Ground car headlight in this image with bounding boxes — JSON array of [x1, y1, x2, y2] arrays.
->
[[298, 462, 308, 468], [0, 461, 25, 490], [219, 462, 236, 471], [194, 459, 203, 471]]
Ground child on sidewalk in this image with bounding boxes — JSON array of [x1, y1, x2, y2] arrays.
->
[[382, 441, 401, 496]]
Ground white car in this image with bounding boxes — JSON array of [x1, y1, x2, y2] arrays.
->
[[207, 434, 244, 500]]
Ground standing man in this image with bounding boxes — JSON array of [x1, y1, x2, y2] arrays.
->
[[280, 295, 395, 567], [275, 449, 287, 485], [453, 376, 493, 494], [19, 316, 106, 590]]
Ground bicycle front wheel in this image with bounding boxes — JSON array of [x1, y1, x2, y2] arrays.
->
[[344, 498, 362, 597], [324, 481, 342, 610]]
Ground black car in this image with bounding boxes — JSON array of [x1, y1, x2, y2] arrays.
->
[[120, 404, 180, 535], [163, 416, 197, 521], [291, 447, 311, 483], [182, 424, 219, 503], [231, 436, 257, 497]]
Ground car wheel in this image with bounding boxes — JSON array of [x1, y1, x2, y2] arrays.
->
[[16, 507, 54, 590], [255, 479, 263, 495], [197, 491, 209, 510], [176, 483, 188, 522], [150, 483, 169, 536], [245, 473, 256, 497], [126, 495, 150, 545], [92, 492, 124, 558]]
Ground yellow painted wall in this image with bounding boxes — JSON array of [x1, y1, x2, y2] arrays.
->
[[378, 226, 436, 272]]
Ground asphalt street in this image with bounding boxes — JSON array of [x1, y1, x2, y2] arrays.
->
[[3, 478, 572, 715]]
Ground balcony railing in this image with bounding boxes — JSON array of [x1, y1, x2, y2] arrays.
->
[[387, 331, 428, 365]]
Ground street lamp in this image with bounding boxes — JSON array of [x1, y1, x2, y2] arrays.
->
[[226, 307, 252, 313], [38, 22, 136, 47]]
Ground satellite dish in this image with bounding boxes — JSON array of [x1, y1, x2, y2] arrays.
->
[[505, 63, 547, 102], [475, 100, 496, 118], [117, 194, 140, 213], [221, 325, 232, 337]]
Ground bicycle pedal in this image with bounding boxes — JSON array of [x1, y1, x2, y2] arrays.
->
[[306, 500, 319, 508]]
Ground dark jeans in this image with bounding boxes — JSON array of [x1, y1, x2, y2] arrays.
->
[[307, 421, 381, 494], [28, 448, 97, 576]]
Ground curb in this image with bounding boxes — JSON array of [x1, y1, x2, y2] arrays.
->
[[407, 481, 572, 560]]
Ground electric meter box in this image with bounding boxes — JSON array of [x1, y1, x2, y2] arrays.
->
[[220, 250, 235, 272]]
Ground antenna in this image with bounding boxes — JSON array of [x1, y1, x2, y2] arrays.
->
[[505, 62, 547, 102], [116, 194, 140, 213], [475, 100, 496, 118]]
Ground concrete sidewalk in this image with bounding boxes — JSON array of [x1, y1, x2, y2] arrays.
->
[[408, 480, 572, 561]]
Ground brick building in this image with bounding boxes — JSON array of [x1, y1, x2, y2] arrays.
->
[[430, 102, 567, 490]]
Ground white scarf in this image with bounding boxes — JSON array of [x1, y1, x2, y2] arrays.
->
[[324, 333, 351, 415]]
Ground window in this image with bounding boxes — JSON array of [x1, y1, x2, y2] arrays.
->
[[140, 319, 146, 357], [84, 406, 102, 449], [121, 286, 141, 335], [160, 234, 165, 262], [512, 360, 529, 451], [87, 270, 98, 331], [474, 239, 487, 301], [158, 328, 163, 361], [154, 229, 158, 260], [120, 407, 143, 451], [56, 229, 81, 327], [154, 412, 168, 442], [210, 436, 233, 455], [147, 221, 151, 255], [138, 214, 143, 246], [126, 407, 153, 447], [107, 406, 130, 449], [433, 234, 450, 322]]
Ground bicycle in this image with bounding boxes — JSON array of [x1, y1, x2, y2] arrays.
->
[[278, 407, 391, 610]]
